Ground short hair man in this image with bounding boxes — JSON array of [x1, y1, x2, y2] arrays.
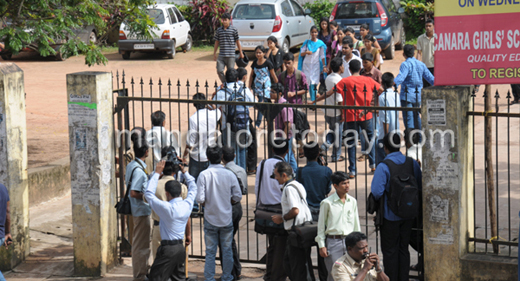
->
[[416, 19, 435, 87], [331, 232, 389, 281], [331, 60, 384, 178], [196, 146, 242, 281], [271, 162, 314, 281], [279, 52, 309, 105], [310, 57, 345, 162], [255, 138, 289, 281], [340, 37, 363, 78], [394, 44, 435, 131], [214, 13, 244, 84], [360, 53, 382, 85], [370, 133, 422, 281], [145, 158, 197, 281], [316, 172, 361, 281], [375, 73, 401, 166]]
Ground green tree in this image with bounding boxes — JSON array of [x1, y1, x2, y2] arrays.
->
[[0, 0, 157, 66]]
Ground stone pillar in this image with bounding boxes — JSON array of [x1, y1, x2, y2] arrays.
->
[[67, 72, 117, 276], [0, 64, 30, 270], [421, 86, 474, 280]]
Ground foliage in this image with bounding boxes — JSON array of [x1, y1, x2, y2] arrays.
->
[[400, 0, 434, 40], [189, 0, 230, 42], [176, 5, 193, 26], [303, 0, 335, 28], [0, 0, 156, 66]]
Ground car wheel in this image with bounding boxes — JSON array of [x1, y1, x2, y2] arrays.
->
[[1, 54, 12, 60], [167, 42, 176, 59], [55, 51, 67, 61], [396, 26, 405, 50], [122, 52, 131, 60], [282, 37, 290, 54], [182, 34, 192, 52], [384, 36, 395, 60], [89, 30, 97, 44]]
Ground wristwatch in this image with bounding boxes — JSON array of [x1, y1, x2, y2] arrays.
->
[[375, 267, 383, 273]]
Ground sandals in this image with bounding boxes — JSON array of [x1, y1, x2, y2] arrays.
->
[[357, 155, 367, 162]]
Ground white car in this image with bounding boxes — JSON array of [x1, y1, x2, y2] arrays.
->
[[231, 0, 314, 54], [118, 4, 192, 59]]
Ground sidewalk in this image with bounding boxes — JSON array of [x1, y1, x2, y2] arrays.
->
[[2, 193, 265, 281]]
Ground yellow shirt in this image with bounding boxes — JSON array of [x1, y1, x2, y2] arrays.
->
[[316, 193, 361, 248], [151, 175, 188, 222], [417, 33, 435, 68], [331, 253, 378, 281]]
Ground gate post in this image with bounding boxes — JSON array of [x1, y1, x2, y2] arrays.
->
[[0, 64, 30, 270], [421, 86, 474, 280], [67, 72, 117, 276]]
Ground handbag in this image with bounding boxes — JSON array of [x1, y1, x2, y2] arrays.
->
[[254, 159, 287, 236], [115, 166, 141, 215], [285, 182, 318, 248]]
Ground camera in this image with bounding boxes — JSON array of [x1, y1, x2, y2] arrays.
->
[[161, 146, 187, 174]]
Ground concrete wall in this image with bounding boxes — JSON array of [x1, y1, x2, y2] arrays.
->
[[28, 158, 70, 206]]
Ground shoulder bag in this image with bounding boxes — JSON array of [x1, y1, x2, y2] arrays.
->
[[286, 182, 318, 248], [115, 166, 142, 215]]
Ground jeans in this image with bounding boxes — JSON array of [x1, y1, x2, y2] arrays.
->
[[222, 129, 248, 171], [189, 157, 210, 212], [285, 137, 298, 175], [217, 56, 235, 85], [375, 139, 386, 166], [204, 221, 234, 281], [401, 100, 421, 131], [255, 95, 266, 128], [344, 119, 376, 175], [322, 116, 343, 161], [219, 203, 243, 280], [0, 238, 4, 281]]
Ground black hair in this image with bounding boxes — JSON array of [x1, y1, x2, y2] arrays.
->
[[303, 142, 319, 160], [206, 145, 222, 164], [360, 23, 370, 32], [237, 67, 248, 81], [330, 57, 342, 73], [274, 161, 293, 179], [336, 26, 345, 34], [272, 138, 289, 156], [363, 34, 375, 42], [151, 111, 166, 126], [425, 19, 434, 25], [267, 36, 279, 47], [165, 180, 182, 198], [221, 13, 231, 20], [361, 52, 374, 62], [319, 17, 330, 33], [131, 127, 149, 158], [345, 231, 367, 248], [192, 93, 206, 110], [404, 128, 421, 145], [161, 146, 179, 175], [222, 146, 235, 162], [345, 27, 355, 34], [225, 68, 238, 83], [271, 83, 284, 95], [331, 171, 349, 185], [381, 72, 394, 89], [383, 132, 401, 153], [330, 20, 338, 27], [342, 37, 353, 48], [349, 60, 361, 73], [283, 52, 295, 61], [403, 44, 415, 58], [255, 45, 267, 53], [310, 25, 318, 33]]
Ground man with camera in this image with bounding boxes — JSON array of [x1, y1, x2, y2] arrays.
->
[[144, 154, 197, 281], [331, 232, 389, 281]]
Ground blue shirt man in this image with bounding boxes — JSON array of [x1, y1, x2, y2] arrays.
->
[[126, 158, 151, 217]]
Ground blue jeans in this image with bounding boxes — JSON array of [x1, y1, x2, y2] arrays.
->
[[376, 139, 386, 166], [285, 137, 298, 175], [204, 221, 234, 281], [322, 116, 343, 161], [0, 237, 4, 281], [344, 119, 376, 175], [401, 100, 421, 130], [222, 130, 248, 171], [255, 95, 265, 127]]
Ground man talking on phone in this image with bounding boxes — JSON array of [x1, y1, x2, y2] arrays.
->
[[331, 232, 389, 281], [0, 183, 12, 280]]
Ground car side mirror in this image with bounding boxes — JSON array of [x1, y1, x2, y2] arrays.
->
[[304, 9, 311, 16], [398, 7, 405, 13]]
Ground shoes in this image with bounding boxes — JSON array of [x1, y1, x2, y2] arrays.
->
[[349, 173, 356, 179], [330, 156, 345, 162], [371, 167, 376, 172], [357, 155, 367, 162], [247, 169, 256, 175]]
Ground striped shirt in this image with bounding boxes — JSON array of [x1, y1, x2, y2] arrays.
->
[[214, 25, 239, 58]]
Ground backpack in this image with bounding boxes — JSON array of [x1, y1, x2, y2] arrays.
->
[[225, 86, 249, 132], [383, 157, 420, 219], [293, 109, 310, 141]]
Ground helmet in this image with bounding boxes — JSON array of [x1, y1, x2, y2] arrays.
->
[[235, 51, 249, 68]]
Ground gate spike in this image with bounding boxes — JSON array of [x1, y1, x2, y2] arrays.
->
[[471, 87, 476, 97], [494, 89, 500, 99], [158, 78, 162, 86], [167, 79, 172, 87], [131, 77, 135, 85], [195, 80, 200, 88], [140, 78, 144, 85], [205, 80, 209, 88], [506, 90, 512, 99], [186, 79, 190, 87], [149, 78, 153, 86], [177, 79, 181, 87]]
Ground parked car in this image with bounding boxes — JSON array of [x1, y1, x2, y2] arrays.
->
[[231, 0, 315, 54], [330, 0, 405, 59], [118, 4, 192, 60], [0, 24, 97, 61]]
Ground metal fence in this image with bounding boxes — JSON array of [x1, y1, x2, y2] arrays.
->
[[111, 70, 426, 276], [467, 88, 520, 258]]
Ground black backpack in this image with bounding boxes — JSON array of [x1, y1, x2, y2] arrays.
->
[[383, 157, 420, 219]]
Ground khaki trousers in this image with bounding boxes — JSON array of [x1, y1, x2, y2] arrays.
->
[[152, 224, 161, 260], [132, 215, 151, 280]]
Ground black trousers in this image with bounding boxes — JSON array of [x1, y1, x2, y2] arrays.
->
[[219, 203, 243, 280], [247, 118, 257, 172], [380, 218, 414, 281], [284, 243, 315, 281], [264, 234, 288, 281], [310, 208, 328, 281], [149, 243, 185, 281]]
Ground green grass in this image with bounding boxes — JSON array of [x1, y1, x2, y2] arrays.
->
[[406, 37, 418, 46], [192, 43, 214, 52], [100, 45, 119, 54]]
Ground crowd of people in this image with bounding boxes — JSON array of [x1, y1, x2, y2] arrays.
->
[[119, 12, 435, 281]]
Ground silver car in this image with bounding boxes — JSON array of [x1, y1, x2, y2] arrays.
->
[[231, 0, 315, 54]]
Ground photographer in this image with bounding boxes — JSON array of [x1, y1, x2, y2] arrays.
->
[[331, 232, 389, 281]]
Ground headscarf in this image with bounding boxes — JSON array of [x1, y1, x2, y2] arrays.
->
[[298, 39, 327, 74]]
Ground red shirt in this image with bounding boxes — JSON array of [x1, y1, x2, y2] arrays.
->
[[335, 75, 381, 122]]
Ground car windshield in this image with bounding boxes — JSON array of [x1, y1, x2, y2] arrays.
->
[[147, 9, 166, 24], [232, 4, 275, 20], [335, 2, 378, 19]]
